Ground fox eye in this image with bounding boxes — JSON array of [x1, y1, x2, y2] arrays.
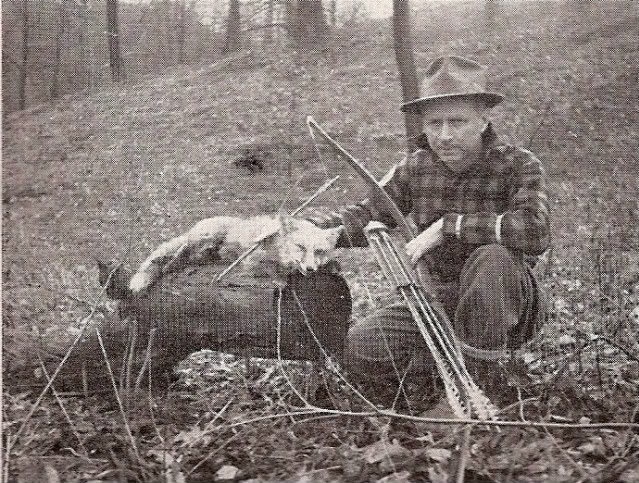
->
[[449, 118, 467, 127], [295, 243, 306, 251]]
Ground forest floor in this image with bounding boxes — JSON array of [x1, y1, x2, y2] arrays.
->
[[3, 1, 639, 482]]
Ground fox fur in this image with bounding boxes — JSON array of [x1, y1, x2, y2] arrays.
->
[[128, 214, 343, 293]]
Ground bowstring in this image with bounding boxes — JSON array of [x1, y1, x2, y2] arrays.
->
[[306, 120, 414, 410], [277, 171, 306, 215]]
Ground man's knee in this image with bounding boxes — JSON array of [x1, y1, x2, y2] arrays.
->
[[345, 317, 399, 364], [456, 244, 536, 348], [461, 244, 522, 286], [342, 306, 423, 377], [469, 244, 515, 268]]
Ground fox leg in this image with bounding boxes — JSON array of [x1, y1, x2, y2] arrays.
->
[[129, 235, 189, 292], [129, 220, 229, 293]]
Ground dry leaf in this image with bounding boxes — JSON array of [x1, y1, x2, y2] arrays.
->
[[425, 448, 452, 463], [362, 438, 410, 464], [375, 470, 412, 483], [427, 464, 449, 483], [216, 464, 240, 481], [43, 464, 60, 483], [620, 467, 639, 483]]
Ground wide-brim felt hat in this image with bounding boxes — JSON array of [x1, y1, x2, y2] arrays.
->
[[400, 56, 504, 112]]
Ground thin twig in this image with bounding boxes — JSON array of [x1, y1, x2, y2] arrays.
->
[[527, 101, 552, 150], [37, 355, 89, 457], [290, 289, 380, 411], [95, 328, 143, 467], [391, 360, 412, 412], [542, 425, 590, 481], [147, 355, 165, 448], [134, 328, 157, 391], [590, 334, 639, 363], [275, 287, 312, 406], [213, 406, 639, 432], [81, 362, 89, 398], [7, 263, 120, 454], [195, 398, 235, 449], [187, 429, 243, 476], [434, 397, 540, 448], [455, 425, 471, 483], [124, 319, 138, 403], [517, 388, 528, 423], [63, 292, 108, 315]]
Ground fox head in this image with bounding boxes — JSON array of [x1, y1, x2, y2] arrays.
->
[[266, 215, 343, 275]]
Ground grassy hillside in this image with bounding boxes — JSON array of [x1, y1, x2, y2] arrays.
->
[[3, 1, 639, 482]]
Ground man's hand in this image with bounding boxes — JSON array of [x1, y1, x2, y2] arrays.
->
[[406, 217, 445, 265]]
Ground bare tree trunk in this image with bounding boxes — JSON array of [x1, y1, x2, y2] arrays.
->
[[51, 0, 67, 99], [329, 0, 337, 28], [163, 0, 173, 65], [18, 0, 29, 110], [78, 0, 90, 89], [483, 0, 503, 30], [223, 0, 241, 54], [287, 0, 328, 49], [106, 0, 125, 82], [177, 0, 187, 63], [392, 0, 421, 152], [263, 0, 274, 45]]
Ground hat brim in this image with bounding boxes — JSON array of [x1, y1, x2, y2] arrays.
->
[[400, 92, 504, 112]]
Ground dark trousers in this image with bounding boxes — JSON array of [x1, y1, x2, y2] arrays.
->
[[342, 244, 544, 391]]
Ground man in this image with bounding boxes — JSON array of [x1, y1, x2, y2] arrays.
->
[[309, 56, 550, 403]]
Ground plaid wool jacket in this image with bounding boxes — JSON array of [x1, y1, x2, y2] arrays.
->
[[309, 133, 551, 281]]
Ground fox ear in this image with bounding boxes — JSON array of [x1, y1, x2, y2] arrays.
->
[[326, 226, 344, 246], [96, 258, 111, 277]]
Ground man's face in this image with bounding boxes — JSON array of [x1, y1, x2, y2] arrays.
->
[[421, 98, 487, 173]]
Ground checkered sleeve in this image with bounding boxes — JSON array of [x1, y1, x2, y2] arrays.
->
[[442, 148, 551, 256], [307, 156, 413, 247]]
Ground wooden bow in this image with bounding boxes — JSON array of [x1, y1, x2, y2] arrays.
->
[[306, 116, 442, 293]]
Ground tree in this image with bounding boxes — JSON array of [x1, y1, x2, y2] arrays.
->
[[392, 0, 421, 152], [51, 0, 68, 98], [263, 0, 275, 44], [328, 0, 337, 28], [286, 0, 328, 49], [78, 0, 91, 90], [18, 0, 29, 110], [177, 0, 187, 63], [223, 0, 241, 54], [106, 0, 125, 82], [483, 0, 503, 29]]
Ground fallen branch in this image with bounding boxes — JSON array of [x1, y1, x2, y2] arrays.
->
[[527, 101, 552, 149], [217, 406, 639, 432]]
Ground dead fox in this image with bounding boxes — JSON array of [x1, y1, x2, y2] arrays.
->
[[128, 214, 343, 293]]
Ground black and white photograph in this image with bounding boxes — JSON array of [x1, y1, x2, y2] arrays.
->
[[2, 0, 638, 481]]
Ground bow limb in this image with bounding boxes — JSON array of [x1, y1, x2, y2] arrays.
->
[[307, 116, 444, 292], [306, 116, 415, 242]]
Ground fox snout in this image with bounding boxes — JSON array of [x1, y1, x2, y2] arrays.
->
[[298, 259, 321, 275], [297, 264, 313, 276]]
